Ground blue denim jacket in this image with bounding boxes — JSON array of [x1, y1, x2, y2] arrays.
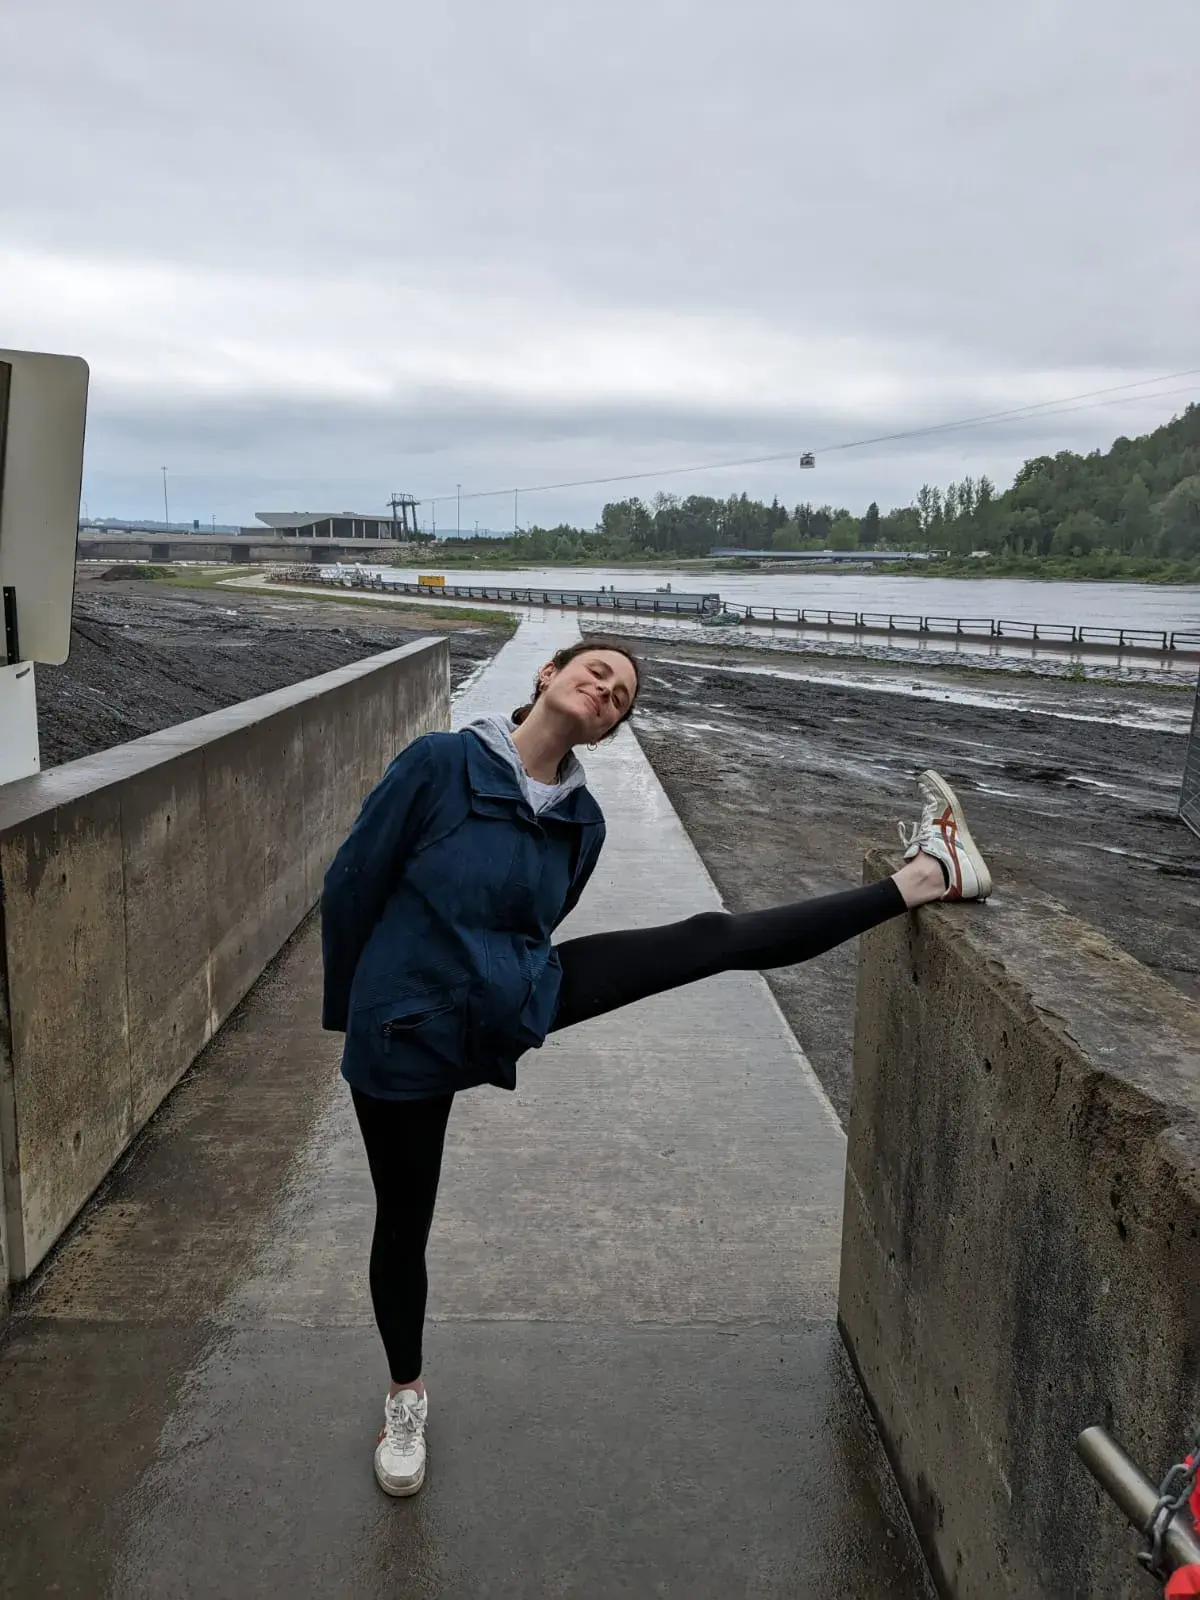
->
[[321, 729, 605, 1099]]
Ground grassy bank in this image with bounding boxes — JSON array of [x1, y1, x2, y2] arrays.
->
[[713, 554, 1200, 582], [884, 554, 1200, 583]]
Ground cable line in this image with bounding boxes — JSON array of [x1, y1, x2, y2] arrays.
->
[[420, 367, 1200, 509]]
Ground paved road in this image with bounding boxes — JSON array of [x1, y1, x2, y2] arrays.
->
[[0, 618, 932, 1597]]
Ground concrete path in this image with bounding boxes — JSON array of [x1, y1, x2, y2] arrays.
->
[[0, 619, 932, 1598]]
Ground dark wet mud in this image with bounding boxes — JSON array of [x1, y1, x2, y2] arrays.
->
[[623, 637, 1200, 1122], [36, 576, 508, 767]]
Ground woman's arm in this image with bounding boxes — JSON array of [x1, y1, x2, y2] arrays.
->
[[553, 823, 606, 931], [320, 737, 435, 1031]]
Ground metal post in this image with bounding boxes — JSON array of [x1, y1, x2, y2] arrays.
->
[[0, 359, 10, 540], [3, 587, 19, 664], [161, 466, 169, 531], [514, 488, 519, 534]]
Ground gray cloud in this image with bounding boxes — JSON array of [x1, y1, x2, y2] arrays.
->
[[3, 0, 1197, 527]]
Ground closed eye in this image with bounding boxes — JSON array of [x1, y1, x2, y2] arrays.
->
[[590, 660, 632, 712]]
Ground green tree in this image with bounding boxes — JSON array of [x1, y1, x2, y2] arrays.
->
[[1118, 474, 1152, 552], [829, 516, 860, 550], [879, 506, 922, 546], [1156, 475, 1200, 557], [974, 475, 996, 546], [861, 501, 881, 546], [601, 498, 653, 548], [1049, 510, 1105, 557], [915, 484, 940, 536]]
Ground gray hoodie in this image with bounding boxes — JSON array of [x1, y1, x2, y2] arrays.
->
[[464, 715, 589, 814]]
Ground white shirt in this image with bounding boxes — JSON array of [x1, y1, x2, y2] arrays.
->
[[525, 776, 561, 814]]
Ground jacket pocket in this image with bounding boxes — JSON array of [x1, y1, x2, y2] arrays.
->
[[370, 987, 469, 1067]]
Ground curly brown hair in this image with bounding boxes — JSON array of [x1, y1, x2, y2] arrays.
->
[[511, 640, 641, 740]]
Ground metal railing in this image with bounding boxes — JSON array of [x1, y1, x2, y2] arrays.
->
[[725, 604, 1200, 656], [268, 566, 1200, 657], [273, 566, 723, 618], [1077, 1426, 1200, 1585]]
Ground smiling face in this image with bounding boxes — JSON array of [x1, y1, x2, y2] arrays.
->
[[536, 648, 639, 743]]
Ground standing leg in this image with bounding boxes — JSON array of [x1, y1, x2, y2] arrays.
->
[[352, 1087, 453, 1385], [352, 1087, 453, 1497]]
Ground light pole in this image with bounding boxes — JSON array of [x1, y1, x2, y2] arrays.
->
[[456, 483, 461, 539], [514, 488, 519, 534], [161, 467, 169, 531]]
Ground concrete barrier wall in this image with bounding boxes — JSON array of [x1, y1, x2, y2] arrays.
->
[[0, 639, 449, 1303], [839, 850, 1200, 1599]]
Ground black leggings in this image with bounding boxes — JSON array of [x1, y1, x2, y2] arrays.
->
[[352, 876, 904, 1381]]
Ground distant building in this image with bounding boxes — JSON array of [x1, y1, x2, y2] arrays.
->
[[254, 501, 420, 540]]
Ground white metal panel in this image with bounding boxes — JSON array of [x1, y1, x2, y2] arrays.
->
[[0, 349, 89, 665], [0, 662, 40, 782]]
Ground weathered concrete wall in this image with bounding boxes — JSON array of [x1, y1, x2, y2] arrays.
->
[[839, 850, 1200, 1599], [0, 640, 449, 1304]]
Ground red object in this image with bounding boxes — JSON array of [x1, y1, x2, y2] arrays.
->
[[1191, 1463, 1200, 1536], [1166, 1565, 1200, 1597]]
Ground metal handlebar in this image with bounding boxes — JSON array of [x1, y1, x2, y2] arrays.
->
[[1076, 1427, 1200, 1574]]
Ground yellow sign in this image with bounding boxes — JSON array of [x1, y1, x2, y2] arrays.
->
[[418, 574, 445, 587]]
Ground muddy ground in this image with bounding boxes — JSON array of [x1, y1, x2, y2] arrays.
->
[[35, 574, 510, 767], [621, 637, 1200, 1123]]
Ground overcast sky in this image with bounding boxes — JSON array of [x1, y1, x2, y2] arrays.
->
[[3, 0, 1198, 532]]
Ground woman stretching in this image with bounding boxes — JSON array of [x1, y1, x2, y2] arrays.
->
[[321, 640, 992, 1497]]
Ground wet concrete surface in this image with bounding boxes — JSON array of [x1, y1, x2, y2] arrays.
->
[[0, 617, 933, 1597], [623, 635, 1200, 1123]]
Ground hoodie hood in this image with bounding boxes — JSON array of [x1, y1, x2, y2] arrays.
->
[[464, 715, 589, 812]]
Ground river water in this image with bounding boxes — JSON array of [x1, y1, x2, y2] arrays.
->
[[383, 564, 1200, 634]]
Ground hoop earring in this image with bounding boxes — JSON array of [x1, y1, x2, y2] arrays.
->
[[587, 741, 598, 752]]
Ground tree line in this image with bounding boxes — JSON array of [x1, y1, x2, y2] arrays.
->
[[443, 402, 1200, 570]]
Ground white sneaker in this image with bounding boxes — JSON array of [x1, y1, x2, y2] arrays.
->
[[899, 770, 992, 902], [374, 1386, 428, 1497]]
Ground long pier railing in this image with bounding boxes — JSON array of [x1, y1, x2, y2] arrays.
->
[[725, 603, 1200, 656], [276, 566, 722, 618], [271, 565, 1200, 656]]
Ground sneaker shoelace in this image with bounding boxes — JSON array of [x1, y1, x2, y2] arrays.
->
[[386, 1397, 424, 1448], [898, 788, 940, 854]]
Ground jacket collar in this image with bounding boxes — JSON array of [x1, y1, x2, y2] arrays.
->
[[463, 731, 603, 827]]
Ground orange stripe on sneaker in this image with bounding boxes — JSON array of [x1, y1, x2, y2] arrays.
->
[[937, 806, 962, 899]]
